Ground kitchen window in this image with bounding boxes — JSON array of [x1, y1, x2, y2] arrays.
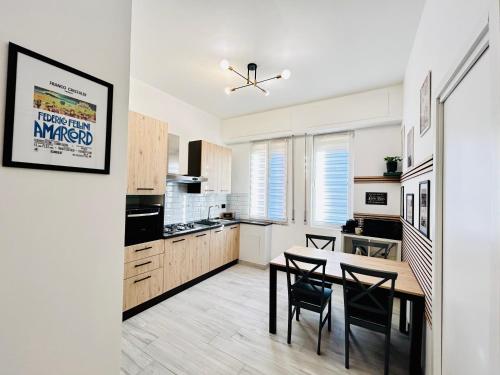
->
[[249, 139, 288, 222], [311, 132, 352, 227]]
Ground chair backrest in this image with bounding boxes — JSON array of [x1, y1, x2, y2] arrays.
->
[[284, 252, 327, 306], [340, 263, 398, 328], [351, 239, 391, 259], [306, 234, 336, 251]]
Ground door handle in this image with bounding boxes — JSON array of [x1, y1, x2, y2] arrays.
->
[[135, 246, 153, 252], [134, 261, 152, 268], [173, 238, 186, 243], [127, 212, 159, 218], [134, 275, 151, 283], [137, 187, 155, 191], [195, 233, 207, 237]]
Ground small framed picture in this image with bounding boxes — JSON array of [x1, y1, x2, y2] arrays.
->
[[420, 71, 431, 136], [407, 127, 414, 168], [400, 186, 405, 218], [2, 43, 113, 174], [419, 180, 431, 238], [406, 193, 414, 225]]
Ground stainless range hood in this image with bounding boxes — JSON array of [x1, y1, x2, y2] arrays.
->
[[166, 134, 207, 184]]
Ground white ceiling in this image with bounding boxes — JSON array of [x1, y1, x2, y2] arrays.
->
[[130, 0, 424, 119]]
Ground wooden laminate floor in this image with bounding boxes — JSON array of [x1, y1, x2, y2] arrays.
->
[[121, 264, 410, 375]]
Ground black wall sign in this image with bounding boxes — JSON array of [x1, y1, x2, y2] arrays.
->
[[365, 192, 388, 205]]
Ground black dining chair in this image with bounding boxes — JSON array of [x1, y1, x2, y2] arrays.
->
[[284, 252, 332, 355], [340, 263, 398, 375], [351, 239, 392, 259], [306, 234, 336, 251]]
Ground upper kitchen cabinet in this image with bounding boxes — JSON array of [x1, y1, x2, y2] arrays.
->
[[187, 140, 232, 194], [127, 112, 168, 195]]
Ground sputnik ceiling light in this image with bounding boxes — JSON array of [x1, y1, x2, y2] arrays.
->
[[220, 59, 291, 96]]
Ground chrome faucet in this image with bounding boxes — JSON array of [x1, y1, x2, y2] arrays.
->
[[207, 205, 219, 221]]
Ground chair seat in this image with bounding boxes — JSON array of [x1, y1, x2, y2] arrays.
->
[[292, 281, 332, 306]]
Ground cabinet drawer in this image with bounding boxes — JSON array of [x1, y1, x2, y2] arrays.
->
[[124, 240, 164, 263], [123, 268, 163, 311], [124, 254, 162, 279]]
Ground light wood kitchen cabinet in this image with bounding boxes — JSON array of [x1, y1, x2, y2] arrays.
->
[[124, 239, 164, 263], [227, 224, 240, 261], [209, 227, 226, 270], [127, 111, 168, 195], [123, 240, 165, 312], [164, 236, 190, 291], [189, 231, 210, 279], [123, 268, 163, 311], [124, 254, 163, 279], [188, 140, 231, 194]]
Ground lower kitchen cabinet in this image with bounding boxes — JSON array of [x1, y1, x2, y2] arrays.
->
[[209, 227, 226, 270], [227, 224, 240, 261], [123, 268, 163, 311], [210, 224, 240, 270], [189, 231, 210, 279], [164, 236, 190, 291]]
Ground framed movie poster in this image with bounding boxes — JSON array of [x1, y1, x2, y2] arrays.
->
[[419, 180, 430, 238], [400, 186, 404, 218], [407, 127, 414, 168], [2, 43, 113, 174], [406, 193, 414, 225], [420, 71, 431, 136]]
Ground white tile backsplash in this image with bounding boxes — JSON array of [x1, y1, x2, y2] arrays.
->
[[227, 193, 250, 219], [164, 184, 227, 224]]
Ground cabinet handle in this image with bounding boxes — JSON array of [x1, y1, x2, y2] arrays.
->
[[215, 230, 222, 233], [173, 238, 186, 243], [135, 246, 152, 252], [195, 233, 207, 237], [134, 261, 152, 268], [137, 187, 155, 191], [205, 189, 215, 192], [134, 275, 151, 283], [231, 226, 238, 230]]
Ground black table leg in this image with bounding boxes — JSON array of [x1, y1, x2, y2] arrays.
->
[[399, 297, 408, 334], [409, 297, 425, 375], [269, 264, 277, 334]]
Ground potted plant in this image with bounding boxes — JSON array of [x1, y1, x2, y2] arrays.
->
[[384, 156, 402, 173]]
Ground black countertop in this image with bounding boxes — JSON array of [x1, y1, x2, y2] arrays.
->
[[162, 219, 272, 240]]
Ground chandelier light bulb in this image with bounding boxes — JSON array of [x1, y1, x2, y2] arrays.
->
[[224, 87, 232, 95], [220, 59, 230, 70], [281, 69, 291, 80], [264, 90, 270, 96]]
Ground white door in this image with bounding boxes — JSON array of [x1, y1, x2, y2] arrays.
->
[[442, 49, 498, 374]]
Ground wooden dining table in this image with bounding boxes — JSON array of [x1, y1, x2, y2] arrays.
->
[[269, 246, 425, 375]]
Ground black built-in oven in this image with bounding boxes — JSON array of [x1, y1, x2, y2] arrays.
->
[[125, 205, 164, 246]]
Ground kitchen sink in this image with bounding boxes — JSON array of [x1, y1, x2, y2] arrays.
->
[[195, 219, 220, 226]]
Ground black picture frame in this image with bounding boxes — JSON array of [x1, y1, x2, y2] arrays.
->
[[2, 42, 113, 174], [406, 193, 414, 225], [419, 180, 431, 238], [365, 192, 387, 205], [400, 186, 404, 218]]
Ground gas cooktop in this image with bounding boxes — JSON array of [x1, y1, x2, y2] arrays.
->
[[163, 222, 197, 235]]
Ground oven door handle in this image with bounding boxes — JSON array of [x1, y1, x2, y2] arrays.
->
[[127, 212, 160, 218]]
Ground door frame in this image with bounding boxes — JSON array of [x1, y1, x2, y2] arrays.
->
[[433, 17, 492, 375]]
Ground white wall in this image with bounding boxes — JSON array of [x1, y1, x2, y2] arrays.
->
[[129, 78, 222, 174], [401, 0, 494, 373], [222, 84, 403, 142], [227, 85, 403, 259], [0, 1, 131, 375]]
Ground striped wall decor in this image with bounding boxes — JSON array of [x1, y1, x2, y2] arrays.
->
[[401, 219, 433, 323], [401, 155, 433, 182], [353, 212, 401, 222], [400, 155, 434, 324]]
